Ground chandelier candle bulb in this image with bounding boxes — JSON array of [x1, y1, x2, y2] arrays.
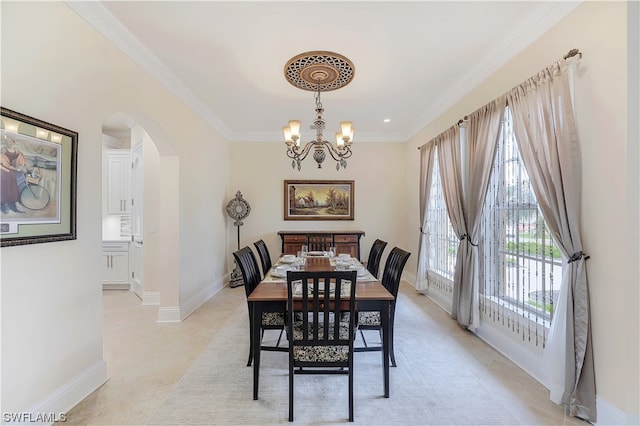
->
[[288, 120, 301, 138], [283, 126, 292, 144]]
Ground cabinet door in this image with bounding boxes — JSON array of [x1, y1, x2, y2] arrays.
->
[[102, 243, 130, 288], [107, 153, 132, 214], [283, 235, 307, 255], [110, 251, 130, 284], [333, 234, 359, 259], [101, 253, 114, 283]]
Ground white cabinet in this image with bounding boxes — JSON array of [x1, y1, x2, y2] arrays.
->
[[102, 242, 130, 289], [106, 150, 132, 215]]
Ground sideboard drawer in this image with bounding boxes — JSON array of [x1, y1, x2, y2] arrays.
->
[[278, 230, 365, 259], [283, 235, 308, 243], [333, 234, 358, 243]]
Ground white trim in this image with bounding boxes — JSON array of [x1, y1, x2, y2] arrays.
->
[[407, 1, 583, 139], [131, 280, 143, 300], [596, 395, 631, 426], [65, 1, 582, 144], [179, 278, 225, 321], [474, 317, 546, 386], [102, 283, 130, 291], [157, 306, 181, 323], [13, 360, 108, 426], [142, 291, 160, 306], [64, 1, 232, 140]]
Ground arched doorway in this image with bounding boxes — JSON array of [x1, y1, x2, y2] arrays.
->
[[102, 112, 180, 321]]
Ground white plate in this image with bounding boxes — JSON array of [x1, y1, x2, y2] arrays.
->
[[307, 251, 325, 256], [357, 270, 368, 277], [279, 257, 297, 264], [271, 270, 287, 278]]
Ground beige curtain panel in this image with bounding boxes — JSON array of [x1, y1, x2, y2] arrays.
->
[[507, 60, 595, 422], [416, 142, 436, 291]]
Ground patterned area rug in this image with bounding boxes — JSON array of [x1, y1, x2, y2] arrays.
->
[[149, 297, 519, 425]]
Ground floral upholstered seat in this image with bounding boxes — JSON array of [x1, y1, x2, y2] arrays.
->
[[291, 320, 350, 362], [286, 270, 358, 422]]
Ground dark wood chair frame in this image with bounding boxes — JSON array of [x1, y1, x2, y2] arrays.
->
[[306, 233, 333, 252], [355, 247, 410, 367], [365, 239, 388, 279], [233, 246, 287, 367], [286, 270, 358, 422], [253, 239, 272, 277]]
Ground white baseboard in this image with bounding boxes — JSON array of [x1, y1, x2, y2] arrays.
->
[[179, 278, 224, 321], [131, 280, 143, 299], [102, 283, 130, 290], [142, 291, 160, 305], [156, 306, 181, 323], [155, 277, 225, 323], [12, 360, 108, 425], [596, 396, 633, 425]]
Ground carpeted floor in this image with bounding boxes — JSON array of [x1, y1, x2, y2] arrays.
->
[[149, 293, 523, 425]]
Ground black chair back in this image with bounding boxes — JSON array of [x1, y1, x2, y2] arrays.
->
[[307, 234, 333, 252], [232, 246, 262, 299], [381, 247, 411, 298], [366, 239, 388, 278], [253, 239, 272, 276], [286, 269, 358, 421]]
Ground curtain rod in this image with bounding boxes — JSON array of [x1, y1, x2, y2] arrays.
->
[[418, 48, 582, 150], [563, 48, 582, 60]]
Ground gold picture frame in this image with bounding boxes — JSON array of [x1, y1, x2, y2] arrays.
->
[[284, 180, 354, 221]]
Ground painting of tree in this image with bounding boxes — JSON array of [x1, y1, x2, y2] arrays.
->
[[284, 180, 354, 220]]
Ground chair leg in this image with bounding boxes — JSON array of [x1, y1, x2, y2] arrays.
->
[[389, 308, 397, 367], [289, 363, 294, 422], [360, 329, 368, 347], [378, 328, 396, 367], [389, 327, 397, 368], [276, 328, 284, 347], [247, 327, 253, 367], [348, 366, 354, 422]]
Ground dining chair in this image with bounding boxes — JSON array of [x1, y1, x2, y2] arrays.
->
[[355, 247, 410, 367], [286, 269, 358, 422], [233, 246, 287, 367], [253, 239, 272, 277], [306, 233, 333, 252], [364, 239, 388, 279]]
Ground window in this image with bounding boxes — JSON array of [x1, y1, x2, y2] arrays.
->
[[478, 107, 563, 345], [426, 149, 458, 282]]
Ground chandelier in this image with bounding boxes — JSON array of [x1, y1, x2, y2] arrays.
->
[[282, 51, 355, 171]]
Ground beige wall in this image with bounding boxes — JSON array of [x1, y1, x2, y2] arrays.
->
[[1, 1, 230, 413], [405, 1, 638, 421], [1, 0, 637, 423], [228, 141, 409, 271]]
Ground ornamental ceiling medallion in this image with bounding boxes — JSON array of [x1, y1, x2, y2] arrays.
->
[[284, 51, 355, 92]]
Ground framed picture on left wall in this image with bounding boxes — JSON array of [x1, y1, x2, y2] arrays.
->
[[0, 107, 78, 247]]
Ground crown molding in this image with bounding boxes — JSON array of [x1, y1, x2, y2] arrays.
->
[[406, 0, 583, 140], [65, 1, 233, 140], [65, 1, 582, 144]]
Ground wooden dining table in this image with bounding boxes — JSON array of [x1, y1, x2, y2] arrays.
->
[[247, 255, 395, 400]]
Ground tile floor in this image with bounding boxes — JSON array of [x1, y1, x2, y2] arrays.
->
[[63, 283, 588, 425]]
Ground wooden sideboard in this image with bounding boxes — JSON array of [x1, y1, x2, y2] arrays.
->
[[278, 230, 365, 260]]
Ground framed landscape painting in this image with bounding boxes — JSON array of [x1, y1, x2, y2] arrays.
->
[[284, 180, 354, 221], [0, 107, 78, 247]]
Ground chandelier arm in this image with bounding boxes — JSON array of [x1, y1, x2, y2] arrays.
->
[[321, 141, 352, 162], [286, 141, 315, 162]]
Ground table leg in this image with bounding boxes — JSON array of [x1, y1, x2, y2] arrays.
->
[[252, 301, 262, 400], [381, 301, 390, 398]]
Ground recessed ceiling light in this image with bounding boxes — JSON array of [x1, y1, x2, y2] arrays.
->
[[383, 118, 391, 123]]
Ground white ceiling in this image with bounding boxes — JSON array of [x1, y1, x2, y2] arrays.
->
[[71, 1, 581, 142]]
